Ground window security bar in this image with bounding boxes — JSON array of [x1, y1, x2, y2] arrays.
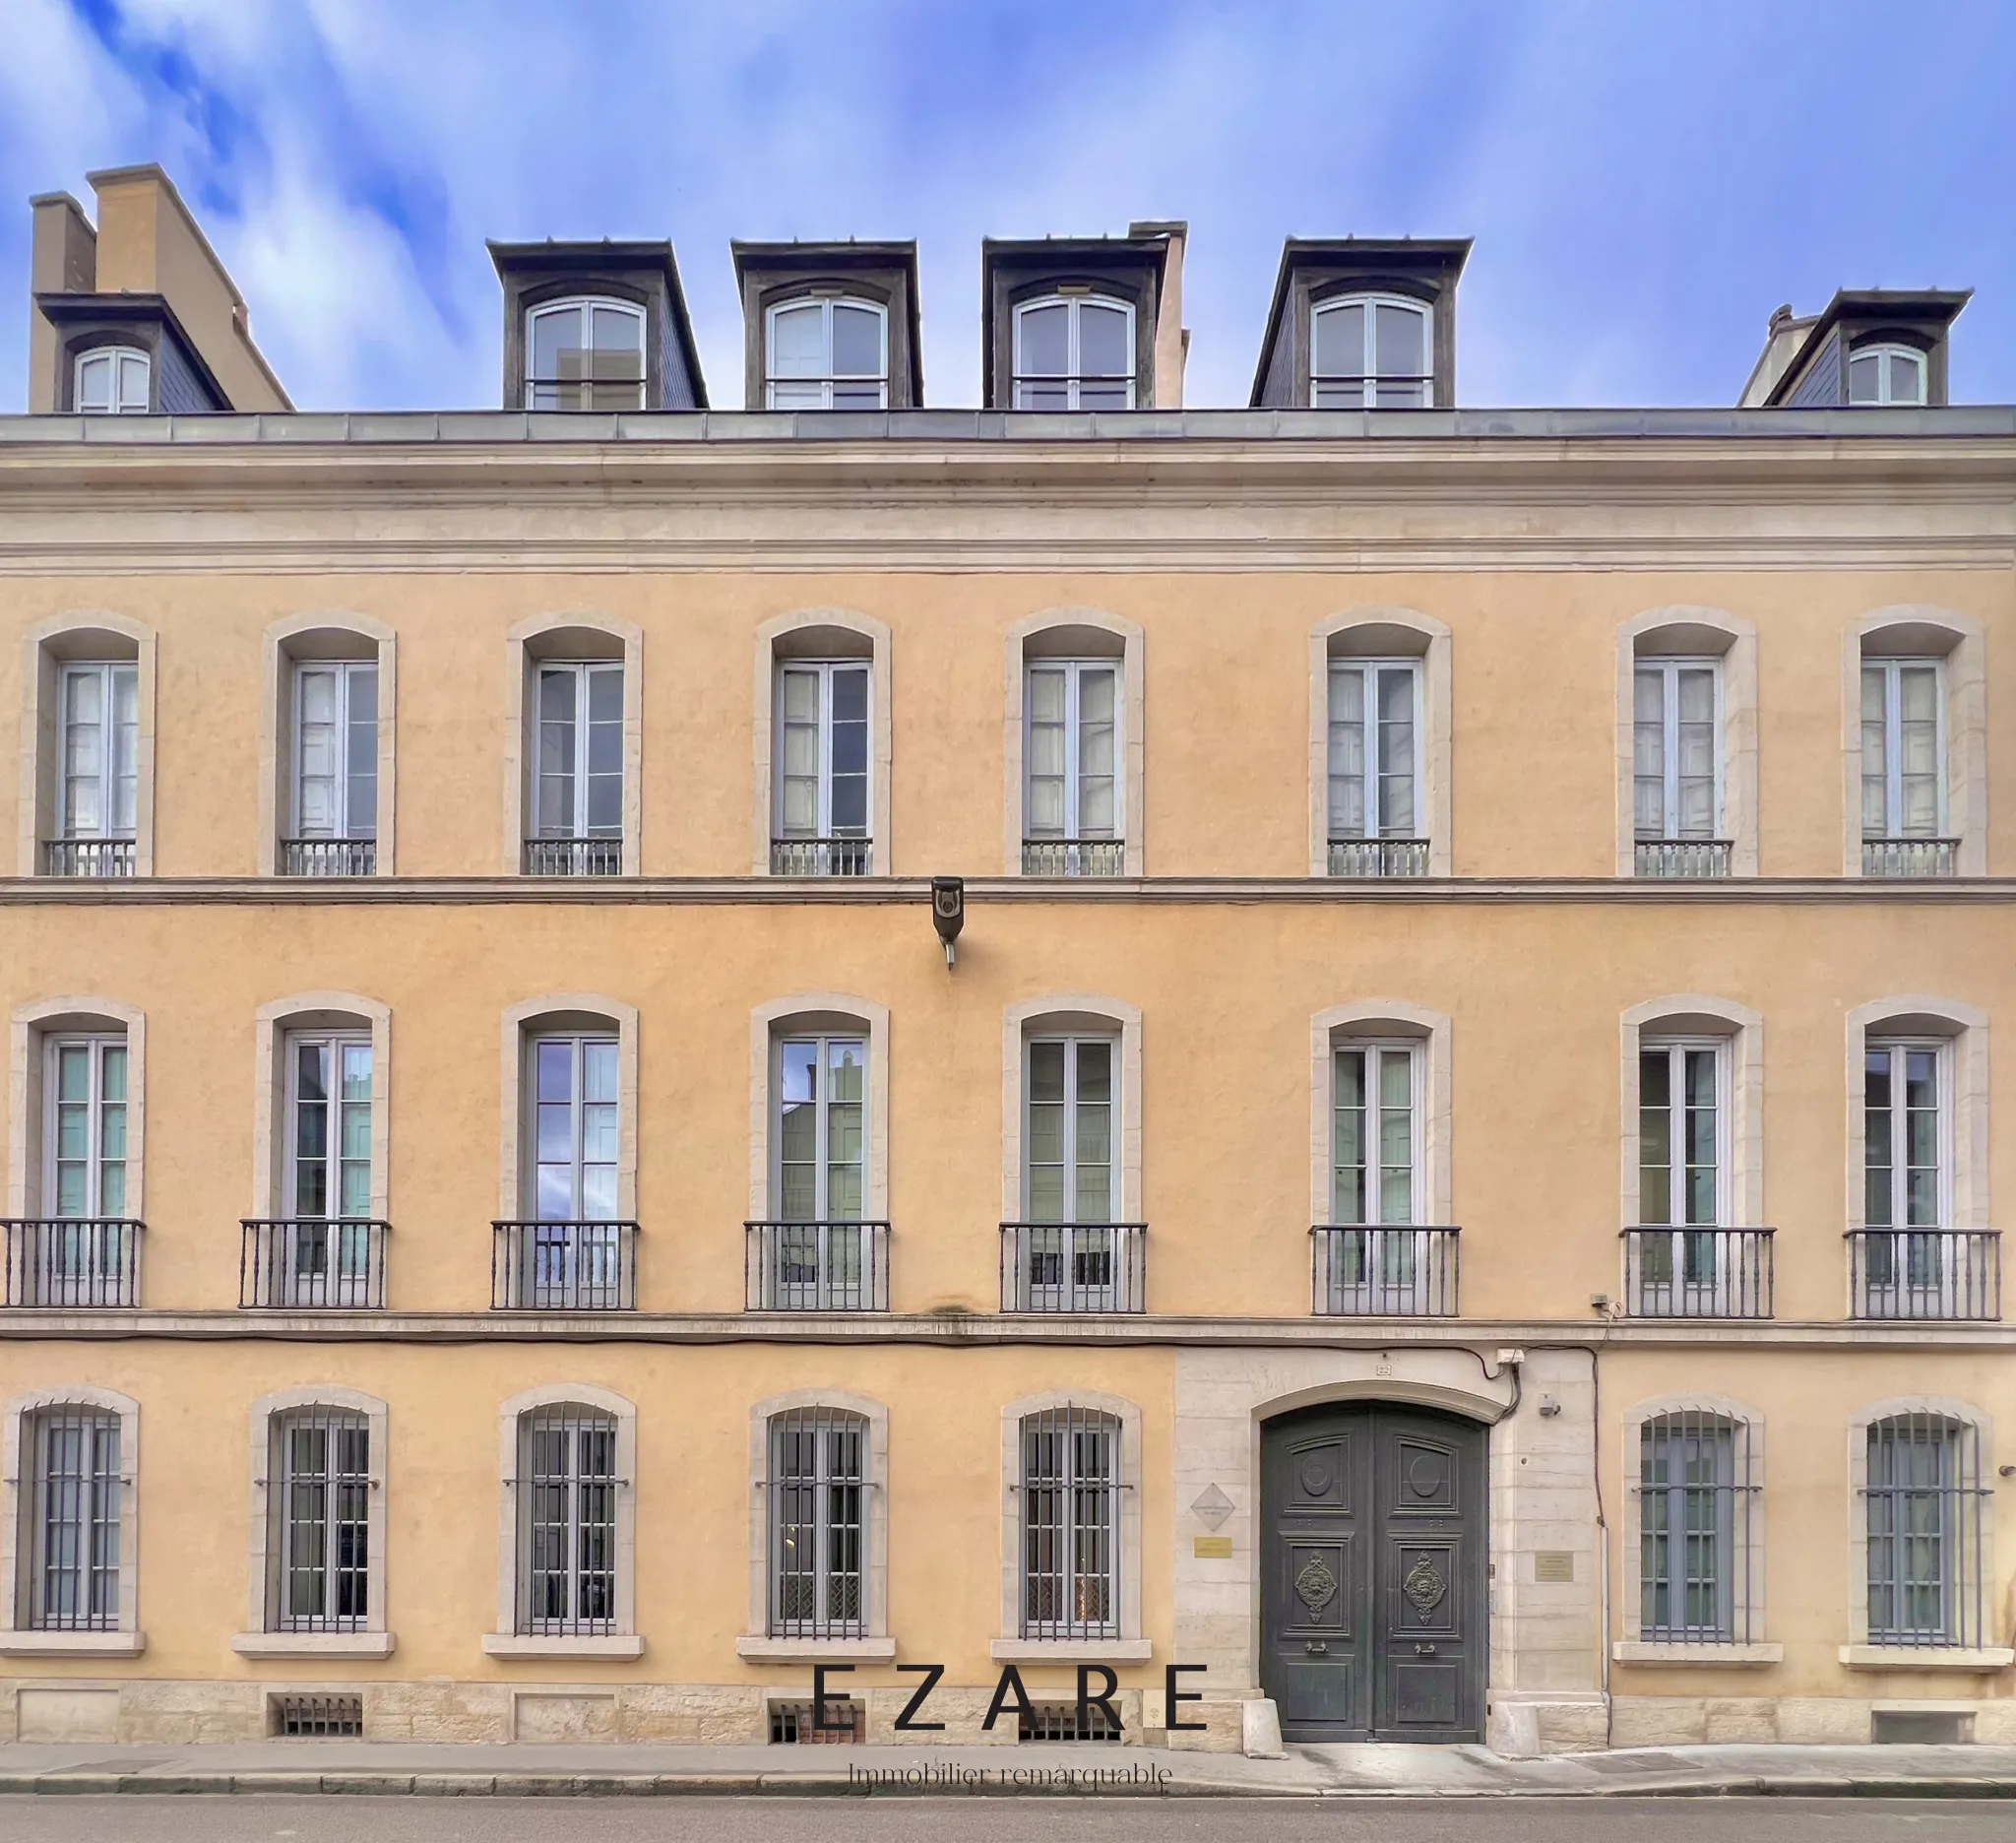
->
[[2, 1219, 144, 1307], [1848, 1230, 2000, 1321], [1327, 837, 1430, 879], [1020, 1405, 1120, 1641], [1634, 839, 1733, 879], [266, 1406, 371, 1633], [1635, 1408, 1760, 1645], [1020, 1702, 1122, 1742], [768, 1406, 867, 1640], [1621, 1227, 1775, 1319], [1021, 838, 1124, 878], [1310, 1225, 1460, 1317], [513, 1407, 619, 1637], [41, 838, 135, 878], [770, 836, 873, 877], [522, 836, 623, 877], [19, 1404, 122, 1631], [491, 1220, 638, 1310], [239, 1219, 389, 1310], [271, 1693, 363, 1738], [280, 838, 376, 877], [1861, 837, 1958, 878], [999, 1222, 1147, 1313], [744, 1221, 889, 1312], [1863, 1412, 1990, 1649]]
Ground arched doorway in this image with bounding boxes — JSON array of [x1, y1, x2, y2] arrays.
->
[[1259, 1400, 1487, 1742]]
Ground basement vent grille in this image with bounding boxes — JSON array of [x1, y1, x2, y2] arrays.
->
[[769, 1699, 863, 1744], [271, 1693, 362, 1738], [1019, 1701, 1121, 1743]]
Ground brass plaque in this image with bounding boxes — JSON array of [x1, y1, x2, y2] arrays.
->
[[1534, 1551, 1575, 1583], [1193, 1535, 1233, 1559]]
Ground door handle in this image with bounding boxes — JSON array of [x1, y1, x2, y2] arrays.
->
[[1415, 1642, 1438, 1656], [1304, 1639, 1327, 1655]]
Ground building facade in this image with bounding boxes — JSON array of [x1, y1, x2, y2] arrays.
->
[[0, 165, 2010, 1754]]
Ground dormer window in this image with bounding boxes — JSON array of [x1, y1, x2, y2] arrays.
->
[[526, 297, 646, 411], [1311, 294, 1431, 408], [766, 297, 887, 410], [1013, 294, 1134, 411], [1849, 343, 1926, 406], [74, 348, 150, 414]]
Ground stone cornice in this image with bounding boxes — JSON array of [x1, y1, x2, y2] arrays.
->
[[1, 1308, 2009, 1350]]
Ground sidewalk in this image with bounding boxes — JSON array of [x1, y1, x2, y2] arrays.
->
[[0, 1740, 2012, 1797]]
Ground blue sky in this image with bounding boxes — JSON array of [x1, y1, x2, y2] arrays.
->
[[3, 0, 2012, 412]]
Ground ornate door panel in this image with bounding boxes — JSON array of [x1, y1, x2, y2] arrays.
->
[[1261, 1403, 1485, 1742]]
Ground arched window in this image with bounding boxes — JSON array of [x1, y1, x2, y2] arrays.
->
[[526, 297, 646, 411], [1860, 1410, 1988, 1650], [1012, 295, 1134, 410], [767, 1406, 868, 1637], [1311, 293, 1431, 408], [1849, 343, 1925, 407], [1019, 1405, 1120, 1639], [74, 348, 150, 415], [766, 297, 887, 410]]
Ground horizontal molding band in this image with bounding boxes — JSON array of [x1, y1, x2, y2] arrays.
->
[[2, 1310, 2010, 1350], [4, 875, 2015, 908]]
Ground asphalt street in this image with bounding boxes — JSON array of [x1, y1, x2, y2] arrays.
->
[[0, 1798, 2006, 1842]]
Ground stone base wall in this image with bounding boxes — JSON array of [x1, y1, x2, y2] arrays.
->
[[1611, 1694, 2016, 1748]]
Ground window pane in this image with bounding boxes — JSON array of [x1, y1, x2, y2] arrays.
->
[[770, 303, 825, 377], [1888, 350, 1924, 405], [1849, 351, 1880, 403], [1373, 302, 1425, 378], [77, 352, 112, 412], [591, 304, 642, 363], [1017, 303, 1068, 377], [1077, 303, 1128, 377], [831, 304, 881, 376], [1313, 302, 1364, 378], [532, 304, 582, 380]]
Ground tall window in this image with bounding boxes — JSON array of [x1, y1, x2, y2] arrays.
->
[[1311, 294, 1431, 408], [44, 1036, 128, 1220], [1850, 344, 1926, 407], [1639, 1410, 1755, 1644], [769, 1406, 865, 1638], [289, 661, 377, 873], [1860, 1039, 1953, 1315], [19, 1406, 121, 1631], [275, 1033, 374, 1305], [774, 662, 871, 874], [526, 298, 645, 411], [267, 1407, 369, 1632], [1861, 659, 1944, 843], [1635, 1041, 1731, 1311], [1328, 661, 1420, 862], [74, 348, 150, 414], [533, 1035, 619, 1223], [514, 1405, 617, 1635], [1014, 1037, 1123, 1311], [1324, 1041, 1437, 1311], [1864, 1413, 1986, 1648], [530, 662, 622, 874], [778, 1035, 865, 1223], [766, 298, 887, 410], [57, 663, 138, 855], [1634, 660, 1721, 842], [1025, 661, 1119, 874], [1012, 296, 1134, 410], [1020, 1406, 1118, 1639]]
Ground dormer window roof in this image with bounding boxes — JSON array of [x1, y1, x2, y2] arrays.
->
[[1739, 288, 1968, 408], [732, 242, 922, 411]]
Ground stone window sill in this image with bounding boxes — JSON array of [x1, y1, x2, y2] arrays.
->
[[232, 1630, 396, 1658], [0, 1629, 145, 1656], [482, 1632, 645, 1660], [736, 1636, 897, 1663], [990, 1638, 1153, 1664], [1839, 1644, 2015, 1671], [1612, 1640, 1783, 1666]]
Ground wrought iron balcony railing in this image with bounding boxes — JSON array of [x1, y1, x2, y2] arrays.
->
[[1310, 1225, 1460, 1316], [1848, 1229, 2000, 1321], [522, 836, 623, 877], [1022, 838, 1125, 878], [491, 1219, 637, 1309], [770, 836, 873, 877], [280, 837, 376, 877], [1862, 836, 1958, 878], [1621, 1227, 1774, 1318], [1327, 838, 1430, 878], [42, 837, 135, 877], [999, 1221, 1146, 1312], [2, 1218, 144, 1307], [745, 1220, 890, 1311], [1634, 838, 1732, 879], [239, 1218, 389, 1309]]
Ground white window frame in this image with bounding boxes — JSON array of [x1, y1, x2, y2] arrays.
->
[[765, 297, 889, 410], [1023, 1034, 1119, 1226], [524, 296, 646, 411], [41, 1034, 129, 1220], [73, 347, 150, 414], [527, 1032, 621, 1224], [1860, 657, 1947, 840], [1849, 343, 1926, 407], [1633, 657, 1724, 842], [282, 1031, 373, 1222], [1327, 658, 1423, 841], [774, 660, 873, 846], [1310, 292, 1433, 408], [1011, 294, 1136, 411], [289, 660, 378, 842], [1023, 659, 1122, 846], [773, 1031, 868, 1225], [1863, 1038, 1952, 1233], [57, 662, 138, 843], [1633, 1036, 1739, 1314], [533, 661, 625, 842], [1638, 1038, 1733, 1230], [1330, 1039, 1422, 1227]]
